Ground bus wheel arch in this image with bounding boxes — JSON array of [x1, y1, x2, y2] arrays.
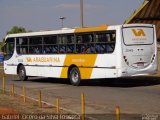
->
[[17, 64, 28, 81], [68, 65, 81, 86]]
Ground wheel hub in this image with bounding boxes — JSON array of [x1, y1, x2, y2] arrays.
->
[[72, 71, 79, 83], [20, 69, 25, 78]]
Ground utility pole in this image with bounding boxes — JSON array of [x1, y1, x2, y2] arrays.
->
[[80, 0, 84, 27]]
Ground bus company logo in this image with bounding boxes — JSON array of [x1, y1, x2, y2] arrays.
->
[[132, 29, 146, 36], [26, 57, 60, 63], [26, 57, 32, 62]]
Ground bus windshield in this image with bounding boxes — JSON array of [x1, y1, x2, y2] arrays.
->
[[3, 38, 15, 60]]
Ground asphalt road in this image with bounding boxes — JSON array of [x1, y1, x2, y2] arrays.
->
[[0, 69, 160, 120]]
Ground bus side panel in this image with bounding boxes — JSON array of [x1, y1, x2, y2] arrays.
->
[[91, 68, 118, 79], [91, 54, 117, 79], [25, 66, 63, 78], [60, 54, 98, 79], [16, 55, 66, 78]]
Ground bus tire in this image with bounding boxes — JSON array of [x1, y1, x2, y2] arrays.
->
[[69, 67, 81, 86], [18, 65, 28, 81]]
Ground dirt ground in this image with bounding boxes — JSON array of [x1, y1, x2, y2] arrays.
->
[[0, 92, 57, 114], [0, 91, 82, 120]]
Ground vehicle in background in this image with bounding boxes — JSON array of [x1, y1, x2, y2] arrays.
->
[[0, 52, 4, 63]]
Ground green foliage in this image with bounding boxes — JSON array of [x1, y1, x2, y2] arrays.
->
[[0, 42, 5, 52], [0, 42, 4, 47], [7, 26, 27, 34]]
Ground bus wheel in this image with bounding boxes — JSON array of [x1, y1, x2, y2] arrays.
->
[[18, 65, 28, 81], [69, 67, 81, 86]]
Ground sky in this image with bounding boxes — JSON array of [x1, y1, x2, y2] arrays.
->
[[0, 0, 144, 41]]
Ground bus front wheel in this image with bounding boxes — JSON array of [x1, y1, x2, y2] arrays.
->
[[18, 65, 28, 81], [69, 67, 81, 86]]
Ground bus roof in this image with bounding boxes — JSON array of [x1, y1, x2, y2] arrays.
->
[[5, 24, 153, 39], [75, 24, 108, 33], [5, 24, 109, 39], [5, 28, 75, 39]]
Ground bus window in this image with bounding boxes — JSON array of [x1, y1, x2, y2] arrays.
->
[[16, 37, 28, 54], [95, 31, 116, 53], [4, 38, 15, 60], [66, 35, 75, 53], [76, 33, 94, 53], [29, 36, 42, 54], [43, 36, 57, 44], [59, 34, 75, 53], [43, 36, 58, 54], [59, 35, 66, 53]]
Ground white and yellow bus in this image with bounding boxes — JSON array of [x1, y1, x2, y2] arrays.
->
[[3, 24, 157, 85]]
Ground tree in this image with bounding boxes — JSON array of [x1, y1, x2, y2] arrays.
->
[[7, 26, 27, 34], [0, 41, 5, 52]]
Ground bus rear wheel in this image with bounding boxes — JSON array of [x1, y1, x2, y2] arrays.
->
[[18, 65, 28, 81], [69, 67, 81, 86]]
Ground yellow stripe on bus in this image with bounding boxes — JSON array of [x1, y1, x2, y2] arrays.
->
[[60, 54, 97, 79], [75, 24, 108, 33]]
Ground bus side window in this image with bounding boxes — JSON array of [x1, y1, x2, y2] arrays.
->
[[16, 37, 28, 54], [59, 36, 66, 53], [29, 36, 42, 54], [66, 35, 75, 53], [95, 31, 116, 53], [76, 33, 94, 54], [22, 47, 27, 54], [43, 36, 58, 54], [52, 45, 58, 53], [59, 34, 75, 54]]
